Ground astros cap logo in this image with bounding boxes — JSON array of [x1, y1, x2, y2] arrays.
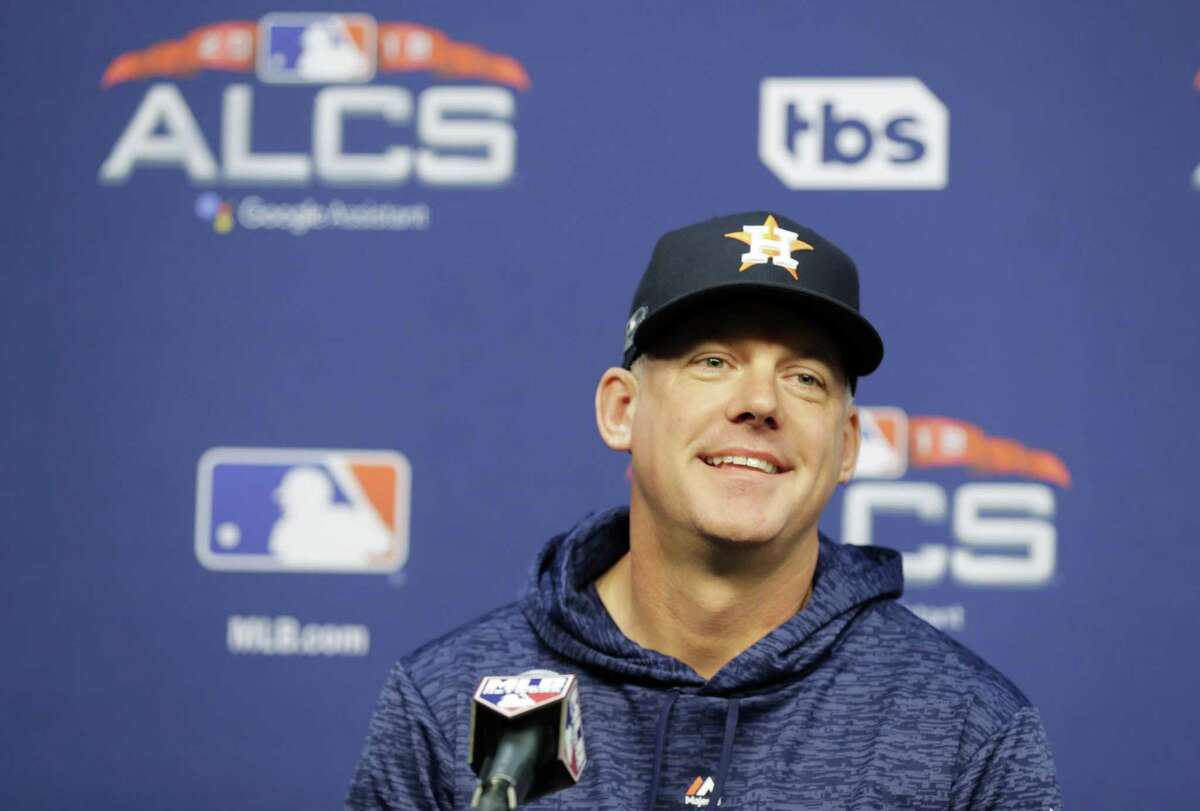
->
[[724, 213, 814, 280]]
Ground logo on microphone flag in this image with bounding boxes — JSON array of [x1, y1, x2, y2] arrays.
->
[[469, 672, 587, 788], [475, 674, 575, 718]]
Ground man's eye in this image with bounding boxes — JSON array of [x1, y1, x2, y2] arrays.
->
[[796, 372, 824, 388], [702, 357, 725, 369]]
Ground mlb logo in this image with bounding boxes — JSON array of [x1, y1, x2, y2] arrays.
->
[[257, 13, 377, 84], [854, 407, 908, 479], [475, 675, 573, 718], [195, 447, 410, 573]]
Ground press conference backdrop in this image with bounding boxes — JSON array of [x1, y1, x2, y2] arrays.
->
[[3, 1, 1197, 807]]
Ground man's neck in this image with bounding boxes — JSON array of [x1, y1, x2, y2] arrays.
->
[[594, 509, 819, 680]]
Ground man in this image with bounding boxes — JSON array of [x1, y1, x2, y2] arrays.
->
[[347, 212, 1062, 809]]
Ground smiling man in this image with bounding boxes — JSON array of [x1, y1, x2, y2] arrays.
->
[[592, 299, 861, 682], [347, 213, 1062, 810]]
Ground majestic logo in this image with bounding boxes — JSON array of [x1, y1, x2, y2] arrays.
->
[[724, 214, 814, 280], [195, 447, 411, 573], [759, 77, 949, 190], [99, 14, 528, 190], [683, 776, 716, 807], [843, 407, 1070, 589]]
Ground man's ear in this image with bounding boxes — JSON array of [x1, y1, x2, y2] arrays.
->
[[837, 403, 861, 484], [595, 367, 638, 452]]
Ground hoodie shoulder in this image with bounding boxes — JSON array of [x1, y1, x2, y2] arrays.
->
[[872, 601, 1031, 704], [404, 600, 532, 672], [862, 605, 1061, 805], [396, 602, 540, 737], [849, 600, 1037, 752]]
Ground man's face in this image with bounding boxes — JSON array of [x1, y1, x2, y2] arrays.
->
[[620, 299, 859, 548]]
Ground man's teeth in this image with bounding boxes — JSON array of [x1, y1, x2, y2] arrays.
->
[[703, 455, 779, 474]]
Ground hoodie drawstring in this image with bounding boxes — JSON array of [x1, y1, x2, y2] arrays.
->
[[645, 693, 741, 810], [646, 689, 680, 811], [716, 698, 740, 806]]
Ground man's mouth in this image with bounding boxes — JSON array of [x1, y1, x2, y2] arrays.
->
[[701, 454, 783, 475]]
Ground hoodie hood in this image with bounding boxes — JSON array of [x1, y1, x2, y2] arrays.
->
[[521, 506, 903, 695]]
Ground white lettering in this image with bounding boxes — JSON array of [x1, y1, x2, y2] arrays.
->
[[273, 616, 299, 653], [951, 483, 1056, 586], [222, 84, 311, 184], [905, 603, 966, 631], [314, 86, 413, 183], [480, 677, 508, 694], [234, 196, 430, 235], [226, 615, 270, 651], [99, 83, 218, 183], [417, 87, 516, 186], [102, 84, 517, 187], [237, 195, 325, 235], [479, 675, 570, 695], [226, 615, 369, 656], [843, 482, 948, 586], [841, 481, 1059, 588]]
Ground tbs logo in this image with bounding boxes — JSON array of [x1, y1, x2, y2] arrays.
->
[[759, 77, 949, 190]]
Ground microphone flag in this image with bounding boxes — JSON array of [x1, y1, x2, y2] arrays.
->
[[468, 671, 586, 804]]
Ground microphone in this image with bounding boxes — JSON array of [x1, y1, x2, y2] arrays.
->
[[468, 670, 586, 810]]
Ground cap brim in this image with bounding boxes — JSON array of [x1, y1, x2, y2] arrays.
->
[[624, 282, 884, 378]]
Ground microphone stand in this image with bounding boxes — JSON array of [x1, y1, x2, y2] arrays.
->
[[470, 722, 542, 810]]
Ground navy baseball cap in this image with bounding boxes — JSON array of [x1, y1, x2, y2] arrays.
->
[[621, 211, 884, 383]]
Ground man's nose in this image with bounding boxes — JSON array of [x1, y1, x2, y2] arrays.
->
[[727, 365, 780, 428]]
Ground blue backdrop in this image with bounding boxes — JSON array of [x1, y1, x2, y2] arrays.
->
[[3, 1, 1199, 807]]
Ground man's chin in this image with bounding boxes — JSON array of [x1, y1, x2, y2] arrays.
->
[[694, 515, 783, 546]]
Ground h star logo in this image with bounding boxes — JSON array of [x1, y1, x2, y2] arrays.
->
[[724, 214, 813, 280]]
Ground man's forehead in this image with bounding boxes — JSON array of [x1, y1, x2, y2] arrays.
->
[[650, 297, 844, 362]]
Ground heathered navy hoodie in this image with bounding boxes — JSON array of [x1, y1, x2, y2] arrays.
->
[[347, 508, 1061, 809]]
